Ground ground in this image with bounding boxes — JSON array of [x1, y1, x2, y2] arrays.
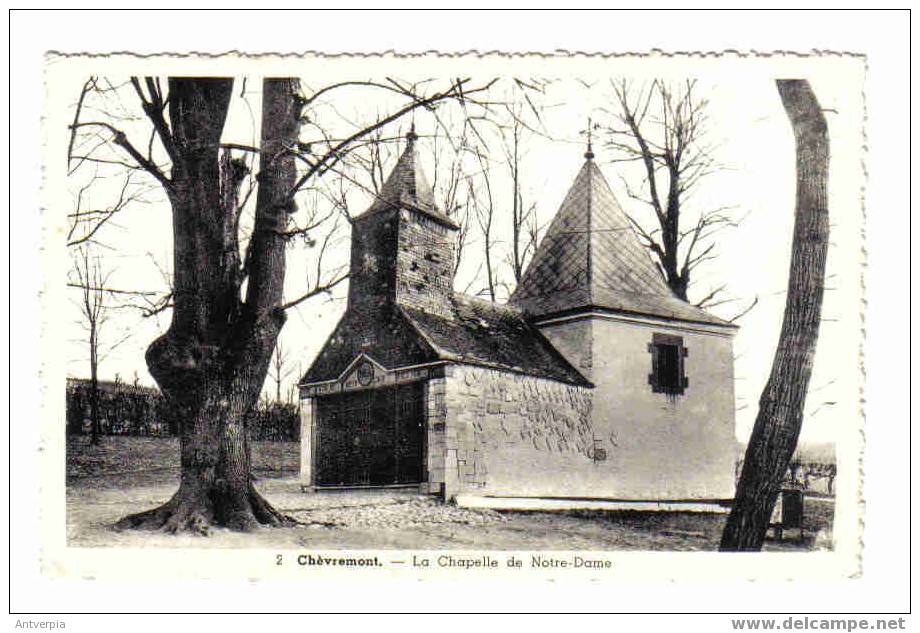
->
[[67, 436, 834, 551]]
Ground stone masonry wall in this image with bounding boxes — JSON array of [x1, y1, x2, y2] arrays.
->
[[346, 207, 456, 322], [395, 209, 456, 319], [423, 377, 448, 495], [441, 365, 594, 499], [299, 398, 314, 487], [347, 209, 399, 316]]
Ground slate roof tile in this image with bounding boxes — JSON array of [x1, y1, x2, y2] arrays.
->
[[399, 295, 592, 387], [301, 309, 439, 385], [301, 295, 592, 388]]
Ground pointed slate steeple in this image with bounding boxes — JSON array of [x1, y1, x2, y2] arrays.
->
[[359, 126, 458, 229], [347, 128, 459, 320], [511, 155, 731, 327]]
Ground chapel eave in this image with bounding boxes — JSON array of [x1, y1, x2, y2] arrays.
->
[[525, 302, 739, 333]]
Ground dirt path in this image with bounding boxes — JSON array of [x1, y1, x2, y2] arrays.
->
[[67, 477, 833, 551]]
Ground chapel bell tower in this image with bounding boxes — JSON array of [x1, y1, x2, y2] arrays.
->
[[347, 127, 459, 321]]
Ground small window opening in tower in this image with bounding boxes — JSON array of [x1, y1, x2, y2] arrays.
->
[[648, 333, 688, 396]]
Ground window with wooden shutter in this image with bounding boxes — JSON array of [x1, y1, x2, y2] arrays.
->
[[647, 333, 689, 395]]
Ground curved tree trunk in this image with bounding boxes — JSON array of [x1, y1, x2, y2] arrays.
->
[[115, 78, 302, 534], [720, 79, 829, 551]]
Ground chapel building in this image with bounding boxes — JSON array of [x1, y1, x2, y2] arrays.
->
[[298, 131, 738, 506]]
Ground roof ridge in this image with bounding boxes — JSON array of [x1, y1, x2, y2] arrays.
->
[[451, 292, 525, 316], [394, 304, 454, 358], [585, 160, 593, 302]]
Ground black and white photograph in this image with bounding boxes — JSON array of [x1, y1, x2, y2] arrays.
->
[[45, 52, 862, 563], [12, 13, 910, 621]]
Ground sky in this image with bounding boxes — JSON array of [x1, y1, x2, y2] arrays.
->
[[55, 56, 865, 444]]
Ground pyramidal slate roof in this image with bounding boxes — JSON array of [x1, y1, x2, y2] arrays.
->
[[510, 158, 733, 327], [358, 132, 459, 229]]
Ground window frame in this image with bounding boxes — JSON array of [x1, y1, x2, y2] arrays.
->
[[647, 333, 689, 396]]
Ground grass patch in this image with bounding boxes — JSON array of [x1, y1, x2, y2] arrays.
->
[[67, 435, 298, 489]]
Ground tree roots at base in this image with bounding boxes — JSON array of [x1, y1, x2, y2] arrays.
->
[[113, 485, 296, 535]]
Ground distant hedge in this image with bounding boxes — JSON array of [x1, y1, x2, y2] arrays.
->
[[66, 378, 299, 441]]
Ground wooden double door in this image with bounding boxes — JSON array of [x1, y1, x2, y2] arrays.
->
[[314, 382, 426, 487]]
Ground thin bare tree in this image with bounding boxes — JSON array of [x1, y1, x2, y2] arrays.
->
[[720, 79, 830, 551], [468, 148, 498, 301], [426, 122, 476, 279], [502, 104, 541, 286], [267, 336, 295, 405], [67, 172, 156, 248], [70, 246, 129, 445], [605, 79, 739, 306]]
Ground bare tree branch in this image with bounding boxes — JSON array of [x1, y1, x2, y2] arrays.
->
[[67, 77, 97, 171], [279, 272, 349, 312], [69, 121, 171, 189], [288, 77, 498, 200], [727, 296, 759, 323], [67, 282, 159, 297], [130, 76, 178, 163]]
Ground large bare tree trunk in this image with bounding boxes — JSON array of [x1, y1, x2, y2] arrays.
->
[[115, 78, 302, 534], [720, 80, 829, 551]]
